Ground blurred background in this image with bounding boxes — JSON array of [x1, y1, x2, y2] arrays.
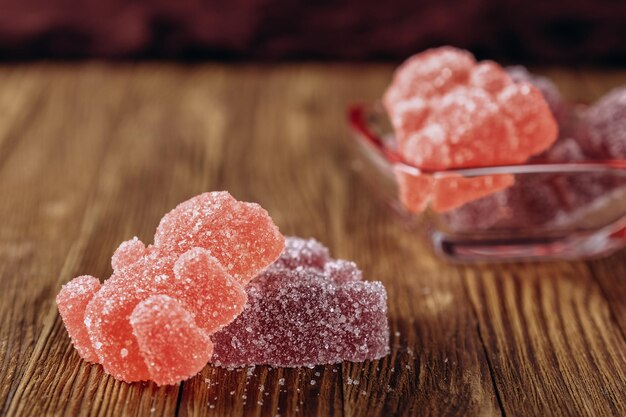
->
[[1, 0, 625, 63]]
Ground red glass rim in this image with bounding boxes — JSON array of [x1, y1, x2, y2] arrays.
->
[[347, 102, 626, 177]]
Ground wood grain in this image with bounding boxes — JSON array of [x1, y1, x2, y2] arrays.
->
[[0, 63, 624, 417]]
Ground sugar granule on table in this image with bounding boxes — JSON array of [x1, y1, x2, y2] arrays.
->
[[211, 237, 390, 367]]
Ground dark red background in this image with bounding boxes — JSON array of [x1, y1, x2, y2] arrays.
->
[[0, 0, 625, 63]]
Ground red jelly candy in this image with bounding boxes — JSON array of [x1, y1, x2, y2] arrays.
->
[[111, 236, 147, 272], [84, 245, 249, 383], [497, 83, 559, 161], [383, 46, 474, 110], [470, 61, 511, 94], [56, 275, 101, 363], [577, 87, 626, 159], [130, 295, 213, 386], [395, 167, 513, 214], [171, 248, 248, 334], [394, 168, 435, 213], [83, 259, 159, 382], [388, 98, 430, 144], [155, 192, 284, 284], [432, 174, 515, 213]]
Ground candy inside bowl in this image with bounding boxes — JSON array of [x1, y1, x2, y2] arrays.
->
[[347, 102, 626, 262]]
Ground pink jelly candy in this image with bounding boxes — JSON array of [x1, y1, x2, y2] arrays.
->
[[383, 46, 475, 109], [394, 168, 514, 214], [431, 174, 515, 213], [130, 295, 213, 386], [394, 169, 435, 214], [56, 276, 101, 363], [384, 47, 558, 213], [57, 192, 285, 385], [506, 66, 566, 121], [155, 192, 285, 284], [211, 237, 389, 367], [385, 47, 557, 169]]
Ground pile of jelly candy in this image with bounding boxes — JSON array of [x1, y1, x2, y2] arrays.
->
[[384, 46, 626, 226], [57, 192, 390, 385], [443, 81, 626, 231], [383, 46, 558, 213]]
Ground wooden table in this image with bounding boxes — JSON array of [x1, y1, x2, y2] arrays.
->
[[0, 64, 625, 417]]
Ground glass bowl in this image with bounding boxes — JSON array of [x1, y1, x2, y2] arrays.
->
[[346, 102, 626, 262]]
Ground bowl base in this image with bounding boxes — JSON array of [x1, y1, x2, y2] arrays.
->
[[432, 222, 626, 263]]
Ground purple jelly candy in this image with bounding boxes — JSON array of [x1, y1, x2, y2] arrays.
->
[[544, 138, 586, 163], [443, 192, 509, 232], [273, 236, 330, 270], [211, 237, 389, 367], [577, 86, 626, 159], [444, 174, 564, 231]]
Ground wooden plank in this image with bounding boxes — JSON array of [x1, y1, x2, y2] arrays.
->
[[462, 261, 626, 417], [587, 255, 626, 337], [0, 64, 125, 415], [1, 64, 192, 417]]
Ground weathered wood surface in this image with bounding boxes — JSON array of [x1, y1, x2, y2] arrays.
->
[[0, 64, 624, 417]]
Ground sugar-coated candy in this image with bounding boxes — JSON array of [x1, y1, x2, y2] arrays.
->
[[431, 174, 514, 213], [505, 174, 564, 227], [497, 83, 559, 160], [57, 191, 285, 385], [388, 98, 430, 145], [155, 192, 285, 284], [394, 169, 434, 214], [383, 47, 475, 109], [577, 86, 626, 159], [470, 62, 511, 94], [436, 73, 626, 230], [211, 237, 389, 367], [506, 66, 566, 121], [83, 245, 248, 383], [130, 295, 213, 386], [56, 276, 101, 363], [111, 236, 147, 272], [395, 168, 514, 214], [442, 137, 615, 230], [385, 47, 557, 213], [544, 138, 585, 163], [385, 47, 557, 169], [273, 236, 330, 270], [85, 241, 250, 383], [442, 174, 562, 231]]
